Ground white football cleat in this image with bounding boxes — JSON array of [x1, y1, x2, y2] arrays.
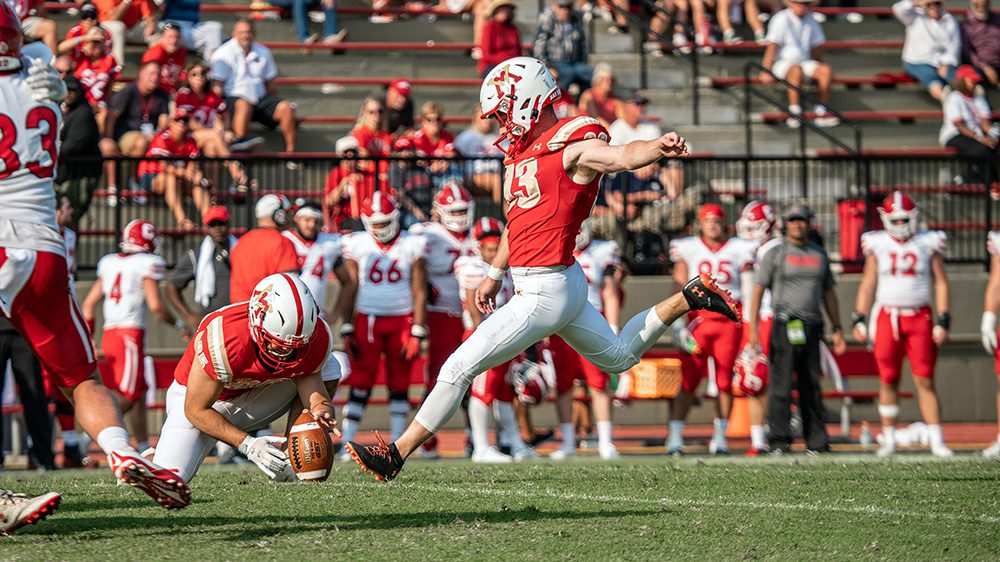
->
[[599, 444, 620, 460], [1, 490, 61, 534], [108, 451, 191, 510], [982, 439, 1000, 458], [931, 444, 955, 458], [471, 446, 513, 464], [708, 439, 730, 456], [876, 443, 896, 458], [512, 447, 539, 461], [548, 447, 576, 461]]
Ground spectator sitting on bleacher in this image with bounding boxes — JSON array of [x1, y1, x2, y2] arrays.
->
[[211, 19, 300, 153], [940, 65, 998, 182], [142, 22, 187, 95], [74, 26, 120, 134], [325, 136, 373, 232], [534, 0, 592, 91], [94, 0, 157, 67], [548, 64, 578, 119], [609, 90, 684, 200], [269, 0, 347, 46], [378, 78, 415, 135], [577, 63, 621, 128], [894, 0, 960, 102], [453, 104, 503, 201], [58, 3, 113, 66], [159, 0, 224, 58], [389, 135, 435, 227], [137, 108, 211, 229], [57, 76, 103, 225], [478, 0, 521, 77], [961, 0, 1000, 87], [413, 101, 460, 188], [760, 0, 839, 128], [352, 95, 393, 167], [6, 0, 58, 53]]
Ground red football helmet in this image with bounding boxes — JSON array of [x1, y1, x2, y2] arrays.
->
[[361, 191, 401, 244], [734, 350, 769, 396], [698, 203, 725, 222], [472, 216, 504, 242], [433, 181, 475, 233], [878, 191, 919, 240], [0, 0, 22, 72], [120, 219, 158, 254], [510, 360, 549, 405], [736, 200, 776, 244]]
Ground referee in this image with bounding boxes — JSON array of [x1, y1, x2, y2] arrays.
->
[[744, 204, 846, 453]]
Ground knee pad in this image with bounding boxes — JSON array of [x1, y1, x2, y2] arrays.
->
[[878, 404, 900, 420], [343, 388, 371, 421]]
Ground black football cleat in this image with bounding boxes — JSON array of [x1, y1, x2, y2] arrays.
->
[[683, 274, 741, 322], [345, 431, 405, 482]]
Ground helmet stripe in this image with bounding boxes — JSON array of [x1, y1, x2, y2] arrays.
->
[[280, 273, 304, 338]]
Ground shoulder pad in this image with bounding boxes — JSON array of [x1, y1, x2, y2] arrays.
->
[[544, 116, 611, 153]]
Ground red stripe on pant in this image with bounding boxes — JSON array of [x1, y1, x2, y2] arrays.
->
[[873, 306, 937, 384], [348, 313, 414, 394]]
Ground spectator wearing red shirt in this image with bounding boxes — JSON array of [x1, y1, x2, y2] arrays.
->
[[413, 101, 460, 188], [138, 108, 211, 229], [324, 136, 375, 232], [478, 0, 522, 77], [352, 96, 393, 179], [141, 23, 188, 95], [58, 3, 113, 65], [94, 0, 157, 66], [577, 63, 622, 128], [74, 27, 121, 134]]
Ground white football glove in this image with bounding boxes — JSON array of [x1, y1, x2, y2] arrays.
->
[[270, 462, 297, 483], [238, 435, 290, 479], [25, 58, 66, 104], [983, 312, 998, 355]]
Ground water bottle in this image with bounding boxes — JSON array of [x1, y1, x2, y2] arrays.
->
[[859, 421, 872, 447]]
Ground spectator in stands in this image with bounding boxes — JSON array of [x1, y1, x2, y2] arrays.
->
[[55, 54, 75, 78], [142, 22, 188, 95], [229, 193, 299, 302], [160, 0, 224, 58], [940, 65, 998, 182], [8, 0, 58, 54], [58, 3, 113, 66], [534, 0, 592, 91], [478, 0, 522, 77], [454, 103, 503, 200], [74, 26, 120, 133], [577, 63, 621, 128], [57, 76, 103, 224], [211, 19, 300, 153], [0, 316, 56, 471], [548, 64, 578, 119], [380, 78, 415, 135], [94, 0, 157, 66], [894, 0, 960, 102], [325, 135, 373, 232], [100, 60, 171, 202], [760, 0, 839, 128], [390, 135, 435, 227], [166, 205, 236, 325], [269, 0, 347, 46], [609, 89, 684, 200], [137, 108, 211, 229], [352, 95, 393, 167], [962, 0, 1000, 88], [413, 101, 460, 187]]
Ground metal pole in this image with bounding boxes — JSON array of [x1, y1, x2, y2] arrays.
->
[[692, 50, 700, 126], [744, 66, 753, 157]]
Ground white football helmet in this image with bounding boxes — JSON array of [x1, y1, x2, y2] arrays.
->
[[433, 181, 475, 233], [736, 200, 776, 244], [248, 273, 320, 369], [878, 191, 919, 241], [479, 56, 561, 155], [575, 219, 592, 251], [120, 219, 159, 254], [361, 191, 401, 244]]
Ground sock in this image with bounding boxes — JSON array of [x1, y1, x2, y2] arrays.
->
[[96, 426, 135, 455], [713, 418, 728, 441], [668, 420, 685, 449], [61, 426, 79, 447], [619, 307, 671, 360], [389, 398, 410, 442], [882, 425, 896, 447], [560, 422, 575, 451], [750, 424, 766, 450], [928, 424, 945, 448], [597, 421, 613, 449], [341, 389, 369, 445], [136, 441, 151, 454], [495, 401, 528, 451], [789, 104, 802, 114], [815, 104, 829, 116], [468, 397, 492, 453], [414, 380, 467, 433], [340, 418, 359, 445]]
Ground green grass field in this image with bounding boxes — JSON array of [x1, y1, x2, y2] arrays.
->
[[2, 456, 999, 561]]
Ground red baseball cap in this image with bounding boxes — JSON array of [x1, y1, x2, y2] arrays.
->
[[202, 205, 230, 225], [699, 203, 725, 221], [389, 78, 412, 97], [956, 65, 983, 83]]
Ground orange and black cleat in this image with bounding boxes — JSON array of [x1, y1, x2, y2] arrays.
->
[[345, 431, 405, 482], [683, 274, 741, 322]]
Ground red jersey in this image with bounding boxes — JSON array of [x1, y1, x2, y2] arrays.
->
[[412, 128, 456, 157], [324, 164, 377, 229], [141, 44, 188, 95], [174, 303, 333, 400], [502, 116, 609, 268], [64, 24, 113, 65], [74, 54, 120, 106], [137, 129, 199, 176], [7, 0, 37, 19], [173, 87, 226, 127], [352, 126, 392, 156], [229, 227, 300, 303]]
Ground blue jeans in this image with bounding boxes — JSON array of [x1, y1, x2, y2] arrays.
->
[[269, 0, 338, 42], [550, 61, 593, 91], [904, 62, 955, 89]]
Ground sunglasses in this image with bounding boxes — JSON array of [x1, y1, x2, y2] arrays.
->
[[173, 117, 190, 123], [365, 108, 384, 114], [423, 115, 441, 123], [207, 220, 228, 227]]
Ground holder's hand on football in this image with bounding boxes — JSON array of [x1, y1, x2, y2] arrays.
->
[[238, 435, 290, 479], [301, 408, 341, 438], [657, 132, 689, 158]]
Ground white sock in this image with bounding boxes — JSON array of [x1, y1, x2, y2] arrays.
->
[[815, 104, 829, 115], [750, 424, 766, 450], [560, 422, 575, 451], [414, 381, 466, 433], [713, 418, 728, 441], [96, 426, 135, 455], [928, 424, 945, 448], [789, 104, 802, 114], [668, 420, 685, 449], [597, 421, 613, 449], [882, 425, 896, 447], [136, 441, 150, 453], [495, 401, 528, 451], [62, 430, 79, 447], [340, 418, 359, 445], [389, 399, 409, 442], [469, 397, 492, 453], [619, 307, 671, 360]]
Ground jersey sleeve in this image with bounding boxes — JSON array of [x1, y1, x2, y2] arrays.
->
[[598, 241, 621, 274], [738, 239, 757, 270], [342, 233, 359, 261], [96, 255, 108, 281], [456, 258, 486, 291], [410, 233, 429, 260], [145, 255, 167, 281], [860, 231, 880, 256], [989, 232, 1000, 256], [545, 116, 611, 152], [668, 237, 688, 265], [194, 313, 235, 383], [926, 230, 948, 255]]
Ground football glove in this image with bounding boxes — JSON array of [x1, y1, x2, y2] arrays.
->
[[238, 435, 290, 479], [340, 323, 361, 357], [401, 325, 427, 361], [25, 58, 66, 103]]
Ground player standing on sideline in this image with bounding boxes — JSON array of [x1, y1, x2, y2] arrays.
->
[[81, 219, 191, 454], [338, 193, 428, 456], [152, 274, 339, 484], [409, 182, 477, 459], [981, 230, 1000, 456], [1, 3, 191, 533], [345, 56, 739, 481], [548, 218, 623, 460], [667, 204, 757, 456], [852, 192, 953, 457]]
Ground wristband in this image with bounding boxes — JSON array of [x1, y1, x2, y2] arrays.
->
[[850, 312, 866, 327], [340, 322, 354, 336], [410, 325, 428, 339], [487, 266, 507, 281], [935, 312, 951, 330]]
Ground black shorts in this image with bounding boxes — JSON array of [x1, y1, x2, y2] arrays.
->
[[225, 95, 286, 129]]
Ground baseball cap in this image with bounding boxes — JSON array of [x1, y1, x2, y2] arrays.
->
[[783, 203, 813, 221], [388, 78, 412, 97], [335, 135, 360, 154], [956, 65, 983, 83], [699, 203, 725, 221], [623, 89, 649, 105], [80, 3, 97, 18], [202, 205, 230, 226], [555, 0, 574, 6]]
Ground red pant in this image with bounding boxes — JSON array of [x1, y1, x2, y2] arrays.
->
[[100, 327, 147, 402], [349, 313, 413, 393], [873, 306, 937, 384], [741, 316, 773, 356], [461, 328, 514, 404], [549, 335, 609, 394], [424, 311, 465, 393], [681, 317, 743, 393], [0, 249, 95, 388]]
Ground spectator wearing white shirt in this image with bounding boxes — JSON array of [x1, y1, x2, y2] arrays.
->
[[210, 19, 299, 153], [940, 65, 997, 182], [453, 104, 504, 202], [760, 0, 838, 129], [894, 0, 961, 102], [608, 90, 683, 200]]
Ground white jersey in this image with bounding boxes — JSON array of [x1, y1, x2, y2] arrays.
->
[[343, 231, 427, 317], [989, 231, 1000, 258], [283, 230, 342, 315], [754, 237, 779, 319], [96, 252, 166, 329], [574, 240, 620, 312], [454, 255, 514, 330], [408, 222, 476, 315], [669, 236, 757, 301], [63, 227, 78, 297], [0, 70, 64, 255], [862, 229, 946, 308]]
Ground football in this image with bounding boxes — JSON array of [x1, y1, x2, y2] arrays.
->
[[287, 411, 334, 482]]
